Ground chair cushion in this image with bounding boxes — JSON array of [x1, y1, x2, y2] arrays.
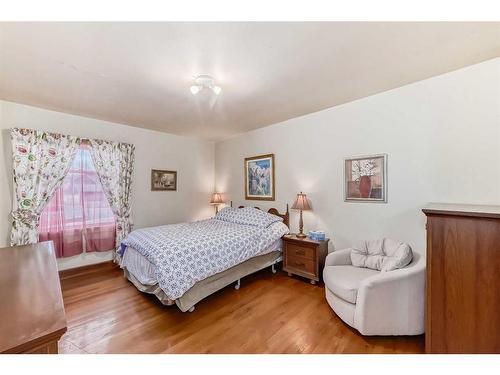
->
[[323, 265, 379, 304], [350, 238, 413, 272]]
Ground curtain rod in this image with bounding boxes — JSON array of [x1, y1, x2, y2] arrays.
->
[[11, 128, 134, 148]]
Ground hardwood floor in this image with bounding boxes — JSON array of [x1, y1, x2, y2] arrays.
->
[[59, 262, 424, 354]]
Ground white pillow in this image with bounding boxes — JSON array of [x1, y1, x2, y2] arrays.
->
[[214, 206, 239, 222], [215, 206, 283, 228], [350, 238, 413, 272]]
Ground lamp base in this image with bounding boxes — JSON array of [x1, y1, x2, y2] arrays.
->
[[295, 209, 307, 238]]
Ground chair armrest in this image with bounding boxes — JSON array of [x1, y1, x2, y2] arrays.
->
[[324, 248, 352, 267], [354, 256, 426, 335]]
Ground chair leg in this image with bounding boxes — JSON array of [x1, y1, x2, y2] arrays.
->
[[234, 279, 241, 290], [188, 305, 195, 313]]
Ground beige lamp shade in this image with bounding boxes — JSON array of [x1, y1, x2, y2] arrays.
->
[[291, 192, 311, 211], [210, 192, 224, 205]]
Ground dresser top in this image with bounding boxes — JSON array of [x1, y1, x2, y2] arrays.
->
[[0, 241, 67, 353], [422, 203, 500, 219]]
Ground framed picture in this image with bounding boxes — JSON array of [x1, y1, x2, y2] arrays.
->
[[151, 169, 177, 191], [244, 154, 275, 201], [344, 154, 387, 202]]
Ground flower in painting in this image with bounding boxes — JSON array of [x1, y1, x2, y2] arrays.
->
[[28, 154, 36, 161], [351, 159, 377, 181], [48, 147, 57, 157], [248, 159, 271, 196]]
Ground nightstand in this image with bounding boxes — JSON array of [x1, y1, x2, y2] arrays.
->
[[282, 234, 329, 285]]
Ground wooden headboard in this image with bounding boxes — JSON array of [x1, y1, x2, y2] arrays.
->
[[230, 201, 290, 228]]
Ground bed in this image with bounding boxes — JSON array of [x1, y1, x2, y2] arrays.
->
[[119, 204, 290, 312]]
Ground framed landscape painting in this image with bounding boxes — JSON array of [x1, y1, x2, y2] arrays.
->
[[244, 154, 275, 201], [151, 169, 177, 191], [344, 154, 387, 202]]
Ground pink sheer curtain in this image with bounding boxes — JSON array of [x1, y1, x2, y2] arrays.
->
[[39, 144, 116, 258]]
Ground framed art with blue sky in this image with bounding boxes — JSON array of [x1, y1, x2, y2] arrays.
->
[[244, 154, 275, 201]]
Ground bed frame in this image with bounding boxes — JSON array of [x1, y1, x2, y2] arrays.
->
[[123, 204, 290, 313]]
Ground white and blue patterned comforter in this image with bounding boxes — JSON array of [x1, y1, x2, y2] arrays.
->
[[120, 218, 289, 299]]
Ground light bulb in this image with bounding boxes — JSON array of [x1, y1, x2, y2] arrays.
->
[[190, 85, 201, 95], [212, 86, 222, 95]]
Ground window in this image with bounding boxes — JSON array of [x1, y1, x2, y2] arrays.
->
[[39, 144, 116, 258]]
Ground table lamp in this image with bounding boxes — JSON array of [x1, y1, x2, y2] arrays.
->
[[291, 191, 311, 238], [210, 192, 224, 214]]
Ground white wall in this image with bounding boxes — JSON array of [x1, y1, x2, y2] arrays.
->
[[2, 58, 498, 268], [0, 100, 215, 270], [215, 58, 500, 254]]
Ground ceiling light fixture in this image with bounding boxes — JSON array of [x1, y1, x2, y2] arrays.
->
[[190, 75, 222, 96]]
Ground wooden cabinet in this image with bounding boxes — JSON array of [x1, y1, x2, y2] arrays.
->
[[0, 241, 67, 354], [423, 204, 500, 354], [282, 235, 329, 285]]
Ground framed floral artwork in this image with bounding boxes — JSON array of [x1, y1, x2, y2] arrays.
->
[[244, 154, 275, 201], [344, 154, 387, 202], [151, 169, 177, 191]]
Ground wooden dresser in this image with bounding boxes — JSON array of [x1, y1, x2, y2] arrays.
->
[[423, 203, 500, 354], [282, 234, 329, 285], [0, 241, 67, 354]]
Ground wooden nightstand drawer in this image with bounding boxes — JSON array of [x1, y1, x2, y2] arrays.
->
[[286, 243, 315, 260], [286, 255, 315, 274], [282, 234, 329, 285]]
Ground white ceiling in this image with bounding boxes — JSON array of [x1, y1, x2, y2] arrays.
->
[[1, 22, 499, 141]]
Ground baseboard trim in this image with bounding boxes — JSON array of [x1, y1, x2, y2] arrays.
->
[[59, 260, 117, 280]]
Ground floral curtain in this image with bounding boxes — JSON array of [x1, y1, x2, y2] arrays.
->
[[10, 128, 81, 246], [89, 139, 135, 252]]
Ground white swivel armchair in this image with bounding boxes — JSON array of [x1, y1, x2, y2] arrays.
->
[[323, 246, 425, 336]]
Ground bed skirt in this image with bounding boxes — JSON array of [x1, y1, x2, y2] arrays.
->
[[123, 250, 282, 312]]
